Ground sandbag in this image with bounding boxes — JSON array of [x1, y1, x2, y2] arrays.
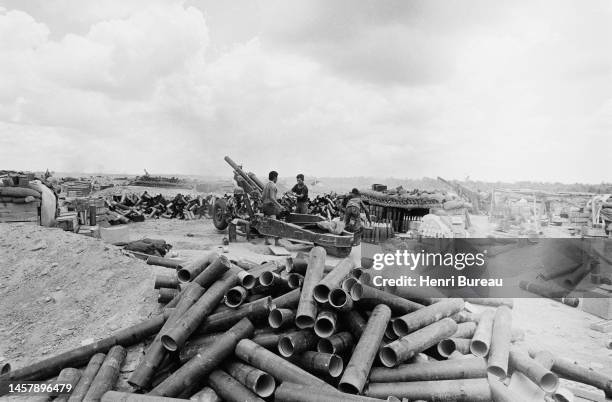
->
[[0, 196, 37, 204], [0, 186, 41, 198], [316, 219, 346, 235]]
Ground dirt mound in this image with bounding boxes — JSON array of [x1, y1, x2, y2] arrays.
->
[[0, 223, 158, 369]]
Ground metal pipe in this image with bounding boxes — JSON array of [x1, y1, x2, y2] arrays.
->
[[328, 288, 354, 311], [101, 391, 186, 401], [278, 330, 318, 357], [509, 346, 559, 393], [223, 360, 276, 398], [130, 284, 205, 388], [341, 310, 367, 339], [146, 256, 185, 270], [314, 310, 338, 338], [224, 286, 248, 308], [437, 338, 471, 358], [233, 258, 260, 271], [275, 382, 383, 402], [487, 306, 512, 378], [551, 356, 612, 398], [189, 387, 221, 402], [177, 253, 218, 283], [235, 339, 334, 391], [68, 353, 105, 402], [195, 296, 273, 334], [227, 263, 256, 289], [158, 288, 179, 304], [146, 293, 208, 381], [470, 309, 495, 357], [154, 275, 179, 289], [488, 377, 522, 402], [252, 332, 283, 350], [313, 258, 355, 303], [339, 304, 391, 394], [296, 247, 327, 329], [53, 368, 82, 402], [365, 378, 492, 401], [317, 332, 354, 355], [369, 357, 487, 382], [392, 298, 464, 337], [83, 345, 126, 402], [162, 269, 238, 351], [451, 311, 481, 324], [519, 280, 568, 299], [286, 252, 309, 275], [150, 318, 254, 397], [452, 322, 477, 339], [0, 312, 171, 383], [182, 331, 284, 363], [287, 273, 304, 289], [207, 369, 265, 402], [164, 257, 229, 309], [447, 350, 470, 360], [380, 318, 457, 368], [179, 334, 224, 363], [250, 261, 284, 278], [464, 298, 514, 309], [271, 288, 301, 309], [350, 284, 424, 314], [341, 277, 359, 293], [268, 308, 296, 329], [292, 351, 344, 378], [257, 271, 291, 294]]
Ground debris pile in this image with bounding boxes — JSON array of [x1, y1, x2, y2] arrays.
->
[[308, 193, 342, 218], [3, 248, 610, 401], [107, 192, 213, 221]]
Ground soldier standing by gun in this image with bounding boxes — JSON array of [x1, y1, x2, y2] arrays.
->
[[262, 171, 280, 245], [291, 174, 309, 214]]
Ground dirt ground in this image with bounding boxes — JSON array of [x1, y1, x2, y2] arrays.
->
[[0, 223, 158, 371], [1, 215, 611, 396]]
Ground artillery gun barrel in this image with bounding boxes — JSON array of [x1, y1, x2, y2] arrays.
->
[[224, 156, 264, 193]]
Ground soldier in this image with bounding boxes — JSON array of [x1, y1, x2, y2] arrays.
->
[[344, 188, 371, 246], [262, 171, 279, 218], [291, 174, 309, 214], [262, 171, 280, 245]]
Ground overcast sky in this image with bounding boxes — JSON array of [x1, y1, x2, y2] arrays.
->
[[0, 1, 610, 183]]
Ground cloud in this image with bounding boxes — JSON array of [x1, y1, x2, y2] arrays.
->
[[0, 1, 611, 183]]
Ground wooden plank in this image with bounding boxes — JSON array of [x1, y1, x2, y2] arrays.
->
[[268, 245, 291, 256]]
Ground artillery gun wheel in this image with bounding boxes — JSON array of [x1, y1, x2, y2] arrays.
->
[[323, 246, 352, 258], [212, 198, 229, 230]]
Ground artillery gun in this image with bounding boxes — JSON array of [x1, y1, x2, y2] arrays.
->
[[212, 157, 354, 257]]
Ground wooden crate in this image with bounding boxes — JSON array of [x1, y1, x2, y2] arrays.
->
[[0, 202, 40, 223]]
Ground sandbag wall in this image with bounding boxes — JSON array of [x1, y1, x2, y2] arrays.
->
[[0, 184, 42, 223]]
